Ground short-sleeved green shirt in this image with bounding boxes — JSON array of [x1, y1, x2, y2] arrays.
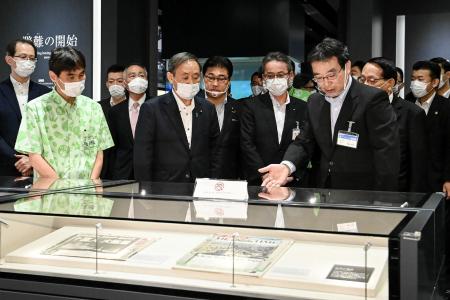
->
[[15, 89, 114, 179]]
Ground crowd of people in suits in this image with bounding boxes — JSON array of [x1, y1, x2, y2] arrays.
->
[[1, 37, 450, 197]]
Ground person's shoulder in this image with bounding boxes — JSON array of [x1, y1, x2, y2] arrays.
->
[[27, 90, 54, 108], [289, 95, 307, 108], [397, 97, 423, 114], [30, 81, 51, 93]]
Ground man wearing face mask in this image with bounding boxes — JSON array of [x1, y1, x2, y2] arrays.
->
[[250, 71, 265, 97], [197, 56, 242, 179], [107, 63, 149, 180], [241, 52, 307, 186], [0, 39, 50, 177], [260, 38, 400, 192], [361, 57, 428, 192], [430, 57, 450, 99], [410, 60, 450, 195], [99, 64, 126, 117], [15, 47, 113, 179], [134, 52, 219, 182]]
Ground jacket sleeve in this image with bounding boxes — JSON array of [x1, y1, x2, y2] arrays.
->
[[366, 92, 400, 191], [133, 102, 155, 181]]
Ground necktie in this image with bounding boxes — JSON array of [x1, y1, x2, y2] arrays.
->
[[130, 102, 140, 138]]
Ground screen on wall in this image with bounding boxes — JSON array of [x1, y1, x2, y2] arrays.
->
[[0, 0, 93, 97]]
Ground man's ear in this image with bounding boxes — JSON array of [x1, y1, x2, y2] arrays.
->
[[48, 70, 58, 82], [166, 72, 174, 84], [5, 56, 14, 67]]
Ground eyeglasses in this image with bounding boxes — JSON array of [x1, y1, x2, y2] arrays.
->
[[14, 54, 37, 62], [358, 76, 385, 85], [204, 74, 229, 83], [313, 67, 343, 84], [263, 73, 289, 80]]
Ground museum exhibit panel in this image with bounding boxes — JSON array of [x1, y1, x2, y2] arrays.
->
[[0, 178, 445, 300]]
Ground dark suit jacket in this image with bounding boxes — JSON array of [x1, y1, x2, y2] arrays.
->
[[99, 97, 112, 179], [391, 96, 428, 192], [0, 78, 50, 176], [197, 91, 242, 179], [134, 92, 220, 182], [240, 93, 307, 185], [108, 99, 149, 180], [99, 97, 112, 117], [284, 80, 400, 191], [423, 94, 450, 191]]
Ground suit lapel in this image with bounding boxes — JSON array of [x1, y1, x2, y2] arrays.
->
[[191, 97, 203, 149], [163, 93, 190, 151], [391, 96, 403, 121], [316, 98, 333, 158], [260, 94, 280, 146], [280, 101, 296, 146], [119, 101, 134, 144], [1, 79, 21, 120], [28, 81, 40, 102]]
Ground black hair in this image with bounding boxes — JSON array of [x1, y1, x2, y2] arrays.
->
[[6, 38, 37, 57], [106, 64, 125, 75], [49, 47, 86, 76], [293, 73, 313, 89], [125, 63, 147, 75], [251, 71, 261, 80], [307, 37, 350, 68], [262, 52, 293, 73], [430, 57, 450, 73], [366, 57, 397, 84], [412, 60, 441, 80], [351, 60, 366, 72], [395, 67, 404, 82], [202, 56, 233, 78]]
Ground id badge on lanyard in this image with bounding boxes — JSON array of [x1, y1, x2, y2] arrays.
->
[[337, 121, 359, 149]]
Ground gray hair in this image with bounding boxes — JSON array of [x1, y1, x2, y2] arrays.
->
[[262, 52, 294, 73], [168, 52, 201, 74]]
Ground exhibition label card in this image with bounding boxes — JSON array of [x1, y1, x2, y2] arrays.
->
[[193, 200, 248, 220], [327, 264, 374, 283], [193, 179, 249, 200]]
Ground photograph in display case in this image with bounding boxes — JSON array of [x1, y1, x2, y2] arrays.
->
[[326, 264, 374, 283], [175, 234, 292, 276], [42, 233, 154, 261]]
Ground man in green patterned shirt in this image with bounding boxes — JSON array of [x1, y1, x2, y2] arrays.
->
[[15, 47, 114, 179]]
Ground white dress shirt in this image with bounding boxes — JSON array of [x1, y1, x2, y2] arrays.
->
[[205, 94, 227, 131], [173, 90, 195, 148], [10, 75, 30, 116], [269, 93, 290, 144], [443, 88, 450, 99], [324, 76, 353, 138], [415, 92, 436, 115]]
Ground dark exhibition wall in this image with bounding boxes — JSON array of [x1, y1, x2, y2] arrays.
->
[[0, 0, 448, 99], [0, 0, 93, 97]]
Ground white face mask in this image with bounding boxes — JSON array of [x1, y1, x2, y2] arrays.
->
[[56, 78, 85, 98], [127, 77, 148, 94], [174, 81, 200, 99], [251, 85, 265, 96], [108, 84, 126, 98], [438, 74, 447, 89], [410, 80, 430, 98], [264, 78, 289, 96], [14, 59, 36, 77], [204, 81, 228, 98]]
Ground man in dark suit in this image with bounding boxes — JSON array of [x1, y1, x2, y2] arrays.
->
[[134, 52, 219, 182], [98, 64, 126, 179], [241, 52, 307, 186], [260, 38, 400, 192], [410, 60, 450, 194], [0, 39, 50, 176], [108, 63, 149, 180], [199, 56, 241, 179], [361, 57, 428, 192]]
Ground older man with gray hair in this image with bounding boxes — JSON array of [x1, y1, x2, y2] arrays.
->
[[134, 52, 220, 182]]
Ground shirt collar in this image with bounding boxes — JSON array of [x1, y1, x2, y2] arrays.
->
[[205, 92, 228, 106], [50, 88, 78, 109], [128, 95, 146, 110], [324, 76, 353, 105], [416, 92, 436, 107], [269, 92, 290, 107], [10, 74, 30, 90], [172, 90, 195, 111]]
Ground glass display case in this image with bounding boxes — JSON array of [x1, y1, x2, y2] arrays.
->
[[0, 177, 445, 300]]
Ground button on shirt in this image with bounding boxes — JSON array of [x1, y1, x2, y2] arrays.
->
[[324, 77, 353, 138], [173, 90, 195, 148], [270, 93, 290, 143], [15, 89, 114, 179], [415, 92, 436, 115], [10, 75, 30, 116]]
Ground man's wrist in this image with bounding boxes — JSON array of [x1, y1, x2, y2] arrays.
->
[[281, 161, 296, 175]]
